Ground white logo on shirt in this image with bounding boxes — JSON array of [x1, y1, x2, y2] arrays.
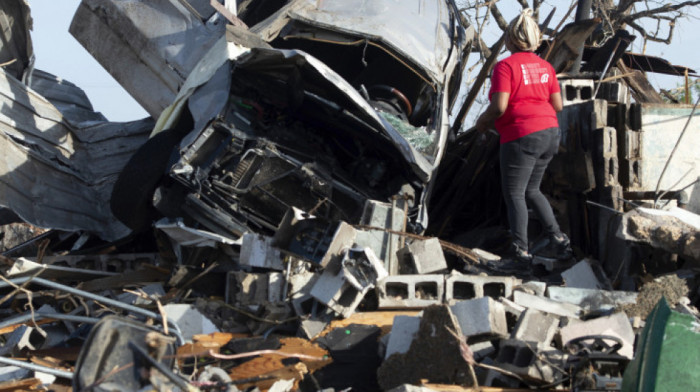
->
[[521, 63, 549, 85]]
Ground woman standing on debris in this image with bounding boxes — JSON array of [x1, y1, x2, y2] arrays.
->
[[475, 9, 571, 262]]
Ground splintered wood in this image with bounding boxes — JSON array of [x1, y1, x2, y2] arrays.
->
[[319, 311, 420, 337], [0, 378, 43, 391], [228, 337, 331, 391]]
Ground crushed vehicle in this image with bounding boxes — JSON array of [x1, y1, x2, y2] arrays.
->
[[109, 0, 474, 239], [2, 1, 700, 391]]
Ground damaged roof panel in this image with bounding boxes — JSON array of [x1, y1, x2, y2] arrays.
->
[[69, 0, 228, 118], [0, 68, 153, 240]]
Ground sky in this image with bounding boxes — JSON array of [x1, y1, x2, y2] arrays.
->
[[31, 0, 148, 121], [29, 1, 699, 123]]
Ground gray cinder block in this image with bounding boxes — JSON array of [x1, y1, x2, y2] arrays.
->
[[450, 297, 508, 341], [377, 275, 445, 309], [511, 309, 559, 349], [385, 315, 421, 359], [445, 272, 519, 303], [397, 238, 447, 274]]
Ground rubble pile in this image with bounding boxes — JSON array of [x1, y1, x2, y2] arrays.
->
[[0, 0, 699, 391], [0, 216, 699, 391]]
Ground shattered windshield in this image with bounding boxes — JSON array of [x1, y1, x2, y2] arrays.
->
[[378, 111, 437, 157]]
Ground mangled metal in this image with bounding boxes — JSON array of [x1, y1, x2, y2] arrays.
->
[[70, 0, 230, 118], [0, 68, 154, 239], [96, 0, 472, 240], [2, 1, 700, 391]]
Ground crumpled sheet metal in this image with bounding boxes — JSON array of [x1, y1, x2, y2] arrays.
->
[[253, 0, 463, 87], [0, 69, 153, 240], [70, 0, 227, 118], [0, 0, 33, 82]]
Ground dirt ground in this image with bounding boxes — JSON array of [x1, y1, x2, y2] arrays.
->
[[620, 274, 690, 319]]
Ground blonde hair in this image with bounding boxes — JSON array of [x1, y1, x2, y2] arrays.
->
[[506, 9, 540, 52]]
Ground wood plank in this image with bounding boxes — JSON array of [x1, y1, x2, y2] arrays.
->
[[319, 311, 421, 337], [28, 346, 81, 362], [233, 363, 307, 391], [421, 382, 569, 392], [0, 378, 42, 392], [0, 318, 55, 335], [618, 60, 665, 104], [228, 337, 330, 390], [192, 331, 244, 346]]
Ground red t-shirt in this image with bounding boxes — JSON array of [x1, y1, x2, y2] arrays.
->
[[489, 52, 560, 144]]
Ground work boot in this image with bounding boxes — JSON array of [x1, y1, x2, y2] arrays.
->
[[503, 242, 533, 263], [530, 232, 573, 260]]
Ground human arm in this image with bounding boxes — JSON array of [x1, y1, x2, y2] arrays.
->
[[550, 92, 563, 112], [475, 92, 509, 133]]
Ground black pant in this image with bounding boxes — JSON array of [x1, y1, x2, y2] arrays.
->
[[500, 127, 561, 250]]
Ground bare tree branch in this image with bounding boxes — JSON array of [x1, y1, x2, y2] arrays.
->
[[532, 0, 544, 19], [489, 3, 509, 31], [627, 17, 676, 44], [622, 1, 700, 22]]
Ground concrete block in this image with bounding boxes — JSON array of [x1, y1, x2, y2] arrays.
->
[[162, 304, 219, 342], [513, 291, 581, 319], [357, 200, 406, 274], [377, 305, 473, 389], [561, 79, 594, 106], [385, 316, 421, 359], [377, 275, 444, 309], [496, 339, 566, 384], [288, 271, 320, 316], [300, 317, 331, 340], [311, 247, 386, 317], [593, 127, 619, 187], [310, 268, 363, 318], [500, 298, 526, 332], [561, 259, 603, 289], [397, 238, 447, 274], [445, 272, 519, 303], [470, 340, 496, 361], [471, 248, 501, 262], [274, 208, 357, 267], [598, 126, 618, 158], [318, 221, 357, 268], [483, 368, 521, 388], [511, 309, 559, 349], [450, 297, 508, 340], [546, 286, 637, 312], [514, 281, 547, 297], [239, 233, 284, 270], [596, 81, 629, 104], [226, 271, 285, 306], [559, 312, 635, 358]]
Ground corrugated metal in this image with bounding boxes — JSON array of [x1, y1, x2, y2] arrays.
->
[[0, 69, 153, 240]]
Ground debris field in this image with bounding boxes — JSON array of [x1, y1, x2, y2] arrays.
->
[[0, 1, 699, 391]]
